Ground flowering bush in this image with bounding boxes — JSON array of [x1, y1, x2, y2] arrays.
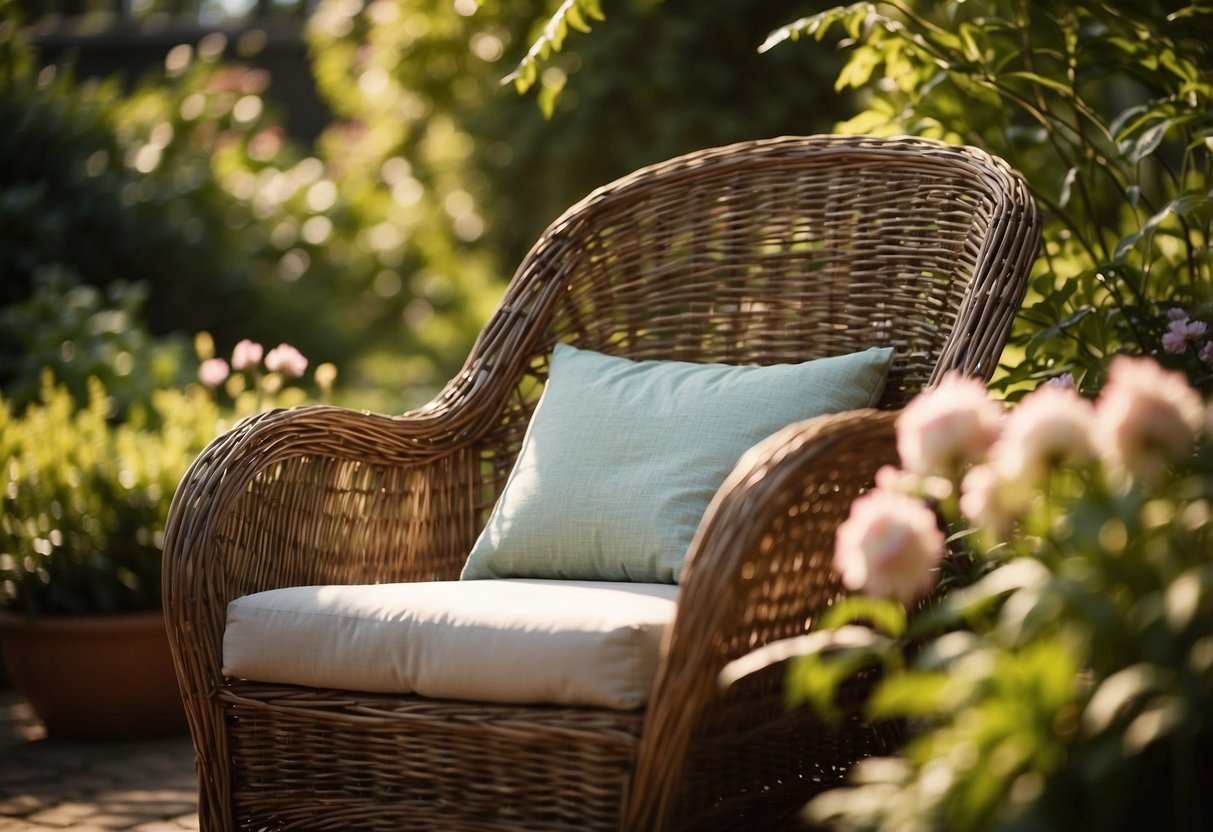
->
[[1160, 308, 1213, 392], [0, 373, 220, 616], [789, 358, 1213, 831], [0, 338, 332, 617], [194, 335, 333, 412]]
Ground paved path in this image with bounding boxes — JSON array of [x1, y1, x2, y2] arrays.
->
[[0, 691, 198, 831], [1, 691, 819, 831]]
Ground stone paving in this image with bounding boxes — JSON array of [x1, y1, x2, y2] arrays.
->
[[0, 691, 198, 832], [0, 690, 819, 831]]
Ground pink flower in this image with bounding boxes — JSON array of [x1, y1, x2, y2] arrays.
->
[[1162, 330, 1187, 354], [874, 464, 926, 495], [1044, 373, 1076, 390], [993, 385, 1096, 482], [833, 488, 945, 604], [1200, 341, 1213, 366], [231, 338, 264, 371], [875, 464, 953, 502], [264, 343, 308, 377], [1168, 308, 1190, 322], [1162, 318, 1207, 354], [1095, 356, 1205, 483], [199, 358, 230, 388], [959, 464, 1032, 538], [897, 373, 1004, 477]]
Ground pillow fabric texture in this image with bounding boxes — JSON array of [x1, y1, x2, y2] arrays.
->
[[460, 343, 895, 584]]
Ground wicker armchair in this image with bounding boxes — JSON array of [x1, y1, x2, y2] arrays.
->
[[164, 135, 1039, 832]]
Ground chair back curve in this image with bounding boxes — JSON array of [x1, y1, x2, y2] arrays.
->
[[462, 134, 1039, 517]]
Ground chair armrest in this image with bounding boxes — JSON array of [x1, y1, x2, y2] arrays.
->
[[162, 397, 497, 708], [628, 408, 900, 829]]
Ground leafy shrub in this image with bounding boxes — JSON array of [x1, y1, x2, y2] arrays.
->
[[0, 10, 357, 384], [0, 374, 217, 615], [0, 341, 319, 617], [0, 270, 190, 417], [764, 1, 1213, 394], [0, 44, 260, 346], [780, 364, 1213, 831]]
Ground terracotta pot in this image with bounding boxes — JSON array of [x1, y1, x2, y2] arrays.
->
[[0, 609, 188, 741]]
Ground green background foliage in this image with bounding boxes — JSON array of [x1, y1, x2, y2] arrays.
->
[[766, 0, 1213, 394], [3, 0, 850, 409]]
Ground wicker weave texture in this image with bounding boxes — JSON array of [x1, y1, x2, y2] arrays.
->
[[163, 134, 1039, 831]]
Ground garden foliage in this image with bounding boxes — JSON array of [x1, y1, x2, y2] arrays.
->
[[2, 0, 847, 406], [763, 0, 1213, 394], [789, 362, 1213, 831], [511, 0, 1213, 394], [0, 329, 319, 617]]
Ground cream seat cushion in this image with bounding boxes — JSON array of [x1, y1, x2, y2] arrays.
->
[[223, 579, 678, 711]]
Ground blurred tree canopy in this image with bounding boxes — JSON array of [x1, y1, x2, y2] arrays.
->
[[508, 0, 1213, 395], [3, 0, 850, 407]]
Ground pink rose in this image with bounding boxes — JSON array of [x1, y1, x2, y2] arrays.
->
[[897, 373, 1004, 477], [959, 464, 1032, 538], [1095, 356, 1205, 484], [231, 338, 264, 371], [993, 385, 1096, 482], [833, 488, 946, 604], [264, 343, 308, 378], [199, 358, 230, 388]]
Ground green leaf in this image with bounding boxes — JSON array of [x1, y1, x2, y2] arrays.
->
[[868, 671, 952, 719], [958, 23, 982, 62], [843, 4, 869, 41], [1025, 306, 1095, 360], [836, 46, 883, 92], [503, 0, 601, 95], [565, 2, 591, 34], [1123, 697, 1188, 754], [1004, 70, 1074, 96], [760, 4, 869, 53], [1164, 567, 1213, 633], [718, 625, 893, 690], [1120, 118, 1175, 163], [785, 637, 893, 727], [1158, 48, 1199, 84], [1058, 167, 1078, 208], [1113, 192, 1212, 261], [1169, 5, 1213, 19], [536, 72, 566, 120], [819, 595, 908, 638], [936, 559, 1052, 620], [1082, 663, 1169, 736], [1109, 103, 1150, 139]]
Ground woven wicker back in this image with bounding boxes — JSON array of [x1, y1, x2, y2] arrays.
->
[[461, 135, 1037, 520]]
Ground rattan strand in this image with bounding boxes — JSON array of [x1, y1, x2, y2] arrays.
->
[[163, 134, 1039, 831]]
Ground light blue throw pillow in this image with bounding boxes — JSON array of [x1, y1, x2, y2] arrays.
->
[[460, 343, 895, 584]]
